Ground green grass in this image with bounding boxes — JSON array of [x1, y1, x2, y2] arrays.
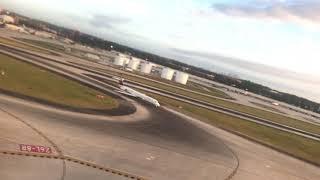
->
[[138, 72, 232, 99], [17, 38, 102, 62], [0, 37, 57, 55], [91, 65, 233, 100], [130, 73, 229, 98], [214, 99, 320, 135], [95, 66, 320, 135], [250, 101, 285, 114], [187, 81, 232, 99], [131, 72, 232, 99], [17, 38, 65, 53], [145, 92, 320, 165], [0, 53, 118, 109]]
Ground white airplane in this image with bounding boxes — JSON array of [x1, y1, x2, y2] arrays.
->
[[115, 78, 160, 107]]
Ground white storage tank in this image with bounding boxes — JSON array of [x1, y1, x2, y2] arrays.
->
[[175, 71, 189, 85], [161, 68, 174, 80], [124, 58, 130, 65], [127, 58, 140, 70], [113, 56, 125, 66], [140, 62, 154, 74]]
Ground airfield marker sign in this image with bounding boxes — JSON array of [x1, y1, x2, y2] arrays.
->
[[19, 144, 52, 154]]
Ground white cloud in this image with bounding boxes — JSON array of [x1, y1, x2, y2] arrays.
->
[[211, 0, 320, 27]]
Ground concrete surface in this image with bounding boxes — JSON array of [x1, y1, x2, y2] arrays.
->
[[0, 154, 62, 180], [0, 94, 237, 180], [168, 109, 320, 180]]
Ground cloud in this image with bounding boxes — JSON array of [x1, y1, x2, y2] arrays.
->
[[89, 14, 131, 29], [171, 48, 320, 85], [171, 47, 258, 71], [211, 0, 320, 25]]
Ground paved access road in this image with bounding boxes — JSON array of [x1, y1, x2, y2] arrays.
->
[[0, 94, 238, 180]]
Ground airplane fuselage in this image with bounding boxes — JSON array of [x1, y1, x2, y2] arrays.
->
[[119, 85, 160, 107]]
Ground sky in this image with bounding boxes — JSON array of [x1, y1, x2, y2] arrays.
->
[[1, 0, 320, 101]]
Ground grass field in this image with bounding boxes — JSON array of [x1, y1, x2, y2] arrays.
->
[[0, 53, 118, 109], [92, 66, 233, 100], [17, 38, 102, 61], [131, 73, 232, 99], [250, 101, 285, 114], [128, 73, 232, 99], [17, 38, 65, 53], [95, 67, 320, 135], [215, 99, 320, 135], [145, 92, 320, 165], [0, 37, 57, 56], [187, 81, 231, 98]]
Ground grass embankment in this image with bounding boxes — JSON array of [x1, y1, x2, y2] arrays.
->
[[218, 100, 320, 135], [0, 53, 118, 109], [250, 101, 285, 114], [145, 92, 320, 165], [187, 81, 231, 99], [130, 73, 230, 99], [16, 38, 65, 53], [133, 72, 232, 99], [17, 38, 103, 62], [93, 66, 232, 99], [0, 37, 57, 55], [96, 67, 320, 135]]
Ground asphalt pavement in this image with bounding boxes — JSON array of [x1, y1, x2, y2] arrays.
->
[[0, 93, 237, 180]]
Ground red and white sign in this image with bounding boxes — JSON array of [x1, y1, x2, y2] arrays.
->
[[19, 144, 52, 154]]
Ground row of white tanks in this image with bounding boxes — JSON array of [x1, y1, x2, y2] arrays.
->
[[113, 54, 128, 66], [161, 68, 189, 85], [113, 55, 189, 84]]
